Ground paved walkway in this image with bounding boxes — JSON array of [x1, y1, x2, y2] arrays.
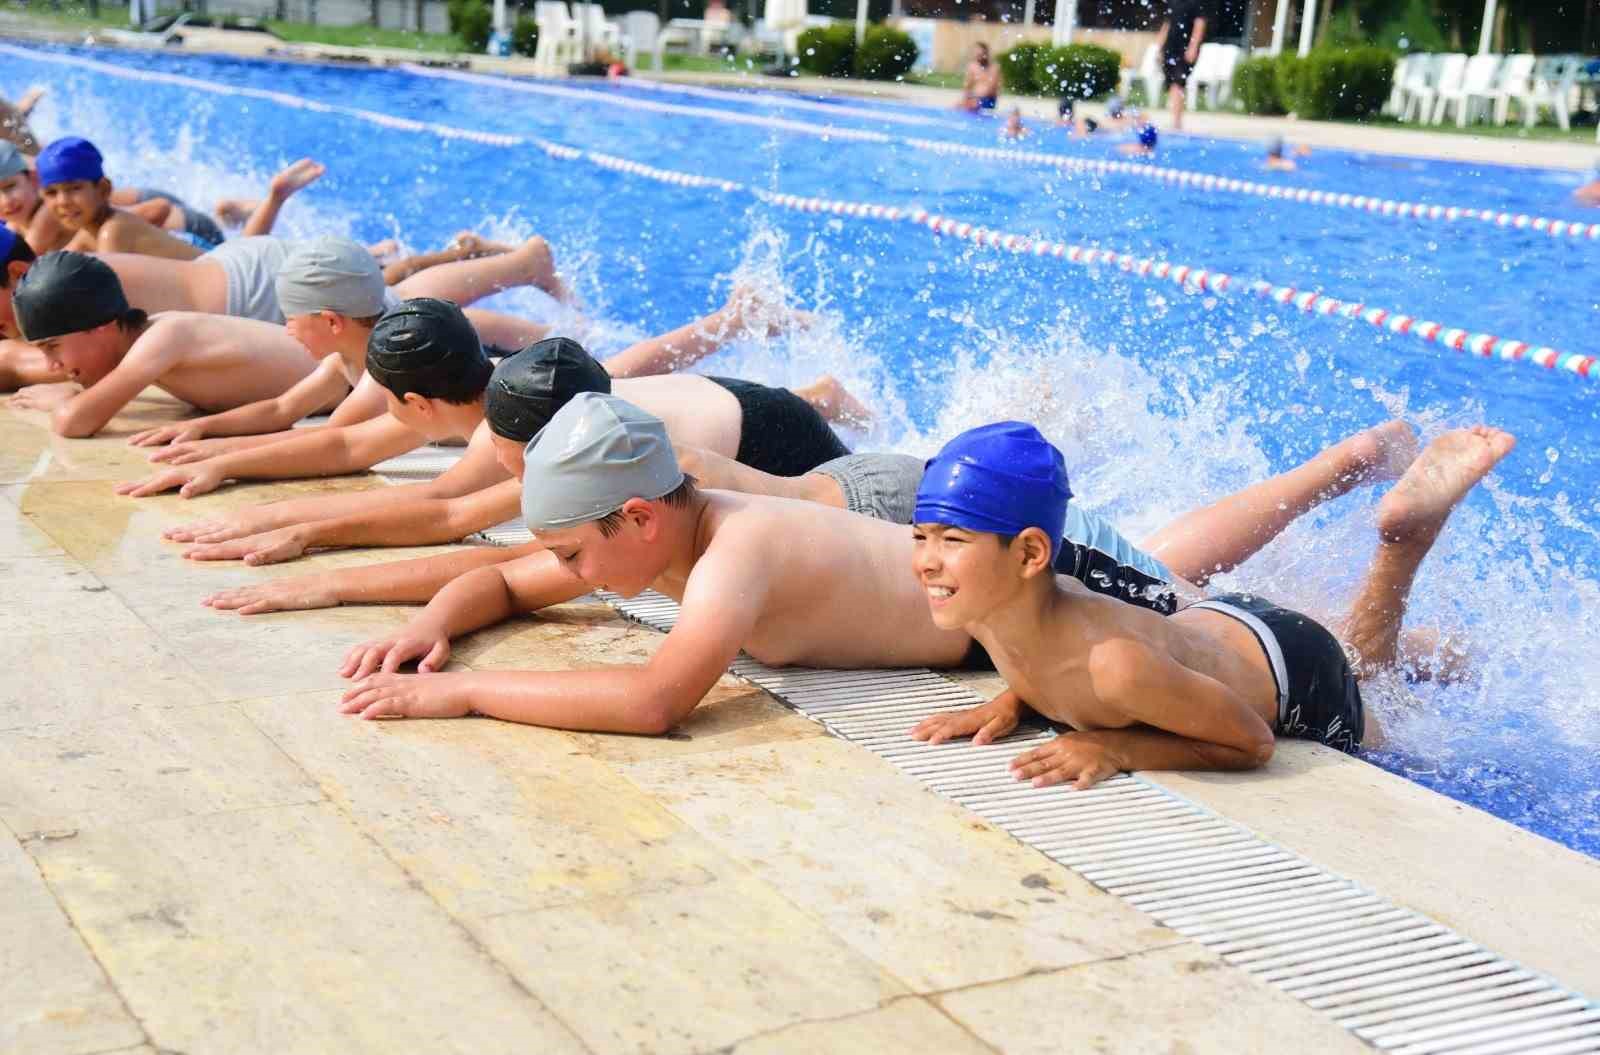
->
[[5, 391, 1599, 1055]]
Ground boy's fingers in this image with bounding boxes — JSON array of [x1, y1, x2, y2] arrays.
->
[[381, 645, 413, 674], [419, 641, 447, 673]]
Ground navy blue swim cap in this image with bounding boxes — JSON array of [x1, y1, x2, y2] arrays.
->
[[914, 422, 1072, 555], [0, 225, 15, 261], [36, 137, 104, 188], [1138, 123, 1158, 149]]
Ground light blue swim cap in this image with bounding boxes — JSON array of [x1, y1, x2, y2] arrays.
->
[[914, 422, 1072, 555]]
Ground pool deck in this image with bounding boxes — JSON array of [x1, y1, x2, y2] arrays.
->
[[5, 391, 1599, 1054], [3, 15, 1598, 172]]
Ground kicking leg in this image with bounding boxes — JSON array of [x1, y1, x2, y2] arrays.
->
[[239, 158, 326, 237], [381, 233, 514, 285], [462, 308, 549, 352], [791, 373, 873, 429], [1340, 426, 1516, 673], [394, 234, 564, 304], [1142, 420, 1419, 585], [677, 444, 844, 506], [600, 283, 809, 379]]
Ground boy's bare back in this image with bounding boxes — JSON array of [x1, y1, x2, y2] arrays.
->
[[136, 312, 317, 412]]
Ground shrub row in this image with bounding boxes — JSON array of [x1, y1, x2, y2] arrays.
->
[[796, 22, 920, 80], [998, 42, 1120, 99], [1233, 47, 1394, 119]]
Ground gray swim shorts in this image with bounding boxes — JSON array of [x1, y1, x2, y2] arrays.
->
[[812, 452, 925, 525], [202, 236, 293, 324]]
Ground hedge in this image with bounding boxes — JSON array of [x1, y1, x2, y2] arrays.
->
[[447, 0, 492, 52], [853, 24, 918, 80], [797, 21, 856, 77], [511, 15, 539, 57], [1233, 48, 1392, 120], [998, 42, 1119, 98]]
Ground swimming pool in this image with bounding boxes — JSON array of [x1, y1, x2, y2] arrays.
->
[[4, 41, 1598, 859]]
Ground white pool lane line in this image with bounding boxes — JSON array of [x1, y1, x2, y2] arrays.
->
[[406, 63, 1600, 245], [5, 41, 1591, 382]]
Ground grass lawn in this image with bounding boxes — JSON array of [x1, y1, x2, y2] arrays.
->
[[265, 21, 463, 51]]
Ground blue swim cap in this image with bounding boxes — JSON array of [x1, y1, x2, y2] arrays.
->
[[914, 422, 1072, 555], [1138, 123, 1159, 149], [36, 137, 104, 188], [0, 225, 16, 261]]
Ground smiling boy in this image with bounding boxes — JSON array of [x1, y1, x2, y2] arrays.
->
[[35, 137, 209, 261], [907, 421, 1516, 788]]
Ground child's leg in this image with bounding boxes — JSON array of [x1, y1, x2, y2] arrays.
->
[[600, 283, 807, 379], [1142, 420, 1418, 585], [791, 374, 873, 429], [240, 159, 326, 238], [675, 445, 829, 503], [1339, 426, 1515, 673], [381, 234, 510, 285], [393, 235, 563, 304], [462, 309, 549, 352]]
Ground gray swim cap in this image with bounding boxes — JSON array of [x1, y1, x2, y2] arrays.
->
[[274, 236, 386, 320], [521, 392, 685, 533], [0, 142, 27, 180]]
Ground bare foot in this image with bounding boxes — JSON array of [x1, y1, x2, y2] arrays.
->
[[16, 87, 45, 117], [367, 238, 401, 261], [1341, 419, 1419, 485], [213, 196, 260, 227], [722, 282, 809, 339], [511, 235, 568, 302], [794, 373, 874, 430], [1376, 426, 1515, 545], [269, 158, 326, 200], [449, 231, 514, 256]]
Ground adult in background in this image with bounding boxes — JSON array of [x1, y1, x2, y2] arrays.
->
[[1154, 0, 1207, 131], [957, 43, 1001, 113]]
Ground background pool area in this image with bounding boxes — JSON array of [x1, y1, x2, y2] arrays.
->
[[5, 41, 1598, 860]]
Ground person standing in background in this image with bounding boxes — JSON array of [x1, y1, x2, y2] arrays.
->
[[1153, 0, 1207, 131]]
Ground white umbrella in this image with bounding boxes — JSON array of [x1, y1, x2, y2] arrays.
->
[[1051, 0, 1075, 45], [1478, 0, 1497, 53]]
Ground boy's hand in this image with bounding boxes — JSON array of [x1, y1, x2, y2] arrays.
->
[[338, 672, 472, 721], [149, 436, 262, 465], [164, 507, 279, 543], [202, 578, 339, 615], [1009, 733, 1125, 790], [184, 525, 310, 566], [339, 621, 453, 680], [129, 421, 207, 447], [7, 382, 78, 411], [910, 690, 1022, 745], [115, 463, 226, 499]]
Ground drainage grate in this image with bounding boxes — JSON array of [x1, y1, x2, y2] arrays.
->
[[601, 589, 1600, 1055], [372, 445, 471, 482]]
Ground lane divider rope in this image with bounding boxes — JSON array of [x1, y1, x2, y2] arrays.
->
[[406, 62, 1600, 244], [7, 42, 1591, 381]]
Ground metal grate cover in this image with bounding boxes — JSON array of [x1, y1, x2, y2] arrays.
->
[[600, 589, 1599, 1055]]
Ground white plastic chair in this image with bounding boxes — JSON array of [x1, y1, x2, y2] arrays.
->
[[1117, 43, 1161, 107], [532, 0, 580, 72], [575, 3, 621, 54], [1392, 53, 1437, 119], [1384, 53, 1418, 115], [1404, 52, 1463, 122], [1484, 53, 1534, 125], [618, 10, 660, 68], [1434, 52, 1501, 125], [1191, 43, 1240, 108], [1516, 55, 1579, 130]]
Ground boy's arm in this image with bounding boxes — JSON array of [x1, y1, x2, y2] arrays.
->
[[47, 332, 183, 437], [340, 538, 771, 733], [182, 476, 524, 565], [203, 541, 542, 615], [163, 431, 508, 543], [116, 413, 426, 498], [130, 355, 350, 447], [1008, 638, 1276, 789], [1186, 17, 1207, 62]]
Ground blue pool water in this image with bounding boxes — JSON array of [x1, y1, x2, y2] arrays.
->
[[5, 42, 1598, 858]]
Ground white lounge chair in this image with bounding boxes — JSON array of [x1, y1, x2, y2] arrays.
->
[[1190, 43, 1240, 109], [1391, 53, 1437, 119], [1513, 54, 1579, 130], [621, 10, 661, 69], [1118, 43, 1162, 108], [1404, 52, 1463, 122], [1483, 53, 1534, 125], [532, 0, 581, 72], [1385, 53, 1420, 115], [1434, 52, 1501, 125], [575, 2, 622, 55]]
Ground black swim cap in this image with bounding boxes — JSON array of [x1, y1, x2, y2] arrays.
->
[[366, 297, 492, 405], [485, 337, 612, 442], [13, 251, 129, 343]]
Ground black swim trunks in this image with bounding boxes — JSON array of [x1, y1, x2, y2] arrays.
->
[[704, 375, 850, 477], [1187, 592, 1364, 753], [182, 209, 225, 250], [1162, 0, 1207, 88]]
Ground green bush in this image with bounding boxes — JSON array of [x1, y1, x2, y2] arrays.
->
[[853, 24, 918, 80], [1293, 46, 1394, 119], [1233, 55, 1286, 114], [456, 1, 493, 52], [511, 15, 539, 57], [1376, 0, 1447, 53], [797, 22, 856, 77], [1273, 52, 1308, 112], [1032, 43, 1119, 100], [998, 42, 1043, 94]]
